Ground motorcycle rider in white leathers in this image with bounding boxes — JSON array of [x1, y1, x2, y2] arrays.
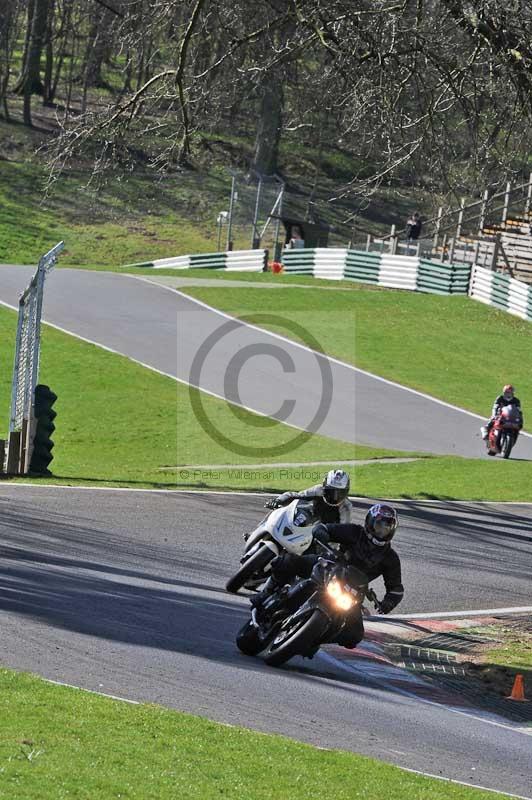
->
[[264, 469, 351, 524]]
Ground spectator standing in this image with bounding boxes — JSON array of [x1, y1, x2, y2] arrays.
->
[[404, 211, 422, 256], [288, 224, 305, 249], [405, 211, 422, 241]]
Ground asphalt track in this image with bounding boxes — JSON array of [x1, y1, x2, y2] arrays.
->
[[0, 486, 530, 797], [2, 265, 531, 458], [1, 265, 531, 795]]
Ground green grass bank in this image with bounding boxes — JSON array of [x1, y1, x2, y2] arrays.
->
[[0, 668, 513, 800], [0, 305, 401, 489]]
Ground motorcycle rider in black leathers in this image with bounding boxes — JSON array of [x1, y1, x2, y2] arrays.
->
[[254, 504, 403, 650], [481, 384, 523, 441], [264, 469, 351, 524]]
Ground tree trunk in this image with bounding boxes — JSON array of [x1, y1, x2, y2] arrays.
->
[[16, 0, 50, 124], [14, 0, 35, 92], [0, 0, 18, 119], [43, 0, 55, 104], [252, 77, 284, 176], [83, 6, 114, 89], [22, 0, 49, 95]]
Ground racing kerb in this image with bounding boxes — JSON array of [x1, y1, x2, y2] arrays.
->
[[4, 241, 64, 474]]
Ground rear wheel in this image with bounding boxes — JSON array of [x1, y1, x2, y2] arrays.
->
[[263, 608, 329, 667], [225, 545, 275, 594]]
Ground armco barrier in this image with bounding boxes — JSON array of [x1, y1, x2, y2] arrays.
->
[[126, 249, 268, 272], [282, 248, 472, 295], [417, 260, 472, 295], [379, 254, 417, 290], [344, 250, 380, 284], [469, 265, 532, 320]]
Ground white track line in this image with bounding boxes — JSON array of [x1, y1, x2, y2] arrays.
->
[[0, 298, 316, 438], [3, 273, 529, 440], [174, 288, 532, 439], [4, 484, 532, 507], [41, 676, 532, 799], [4, 279, 529, 443], [400, 766, 532, 800], [390, 607, 532, 619], [46, 677, 140, 704]]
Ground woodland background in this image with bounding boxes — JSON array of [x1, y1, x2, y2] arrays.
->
[[1, 0, 532, 258]]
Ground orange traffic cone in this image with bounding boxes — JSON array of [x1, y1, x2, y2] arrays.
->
[[506, 674, 528, 702]]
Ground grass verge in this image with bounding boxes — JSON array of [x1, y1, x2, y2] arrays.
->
[[134, 456, 532, 499], [465, 623, 532, 671], [0, 668, 513, 800], [349, 455, 532, 501], [458, 622, 532, 697], [3, 302, 532, 497]]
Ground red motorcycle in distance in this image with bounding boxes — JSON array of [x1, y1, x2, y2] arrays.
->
[[486, 405, 523, 459]]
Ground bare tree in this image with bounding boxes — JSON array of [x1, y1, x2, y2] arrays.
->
[[16, 0, 52, 124]]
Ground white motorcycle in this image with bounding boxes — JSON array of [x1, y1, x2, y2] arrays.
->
[[225, 499, 319, 594]]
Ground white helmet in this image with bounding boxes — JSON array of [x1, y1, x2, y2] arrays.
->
[[322, 469, 350, 506], [503, 384, 515, 402]]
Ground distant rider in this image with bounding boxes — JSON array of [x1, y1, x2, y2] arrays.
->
[[264, 469, 352, 524], [254, 503, 404, 651], [481, 384, 523, 441]]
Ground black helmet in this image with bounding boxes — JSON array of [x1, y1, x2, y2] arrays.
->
[[364, 503, 398, 547], [323, 469, 350, 506]]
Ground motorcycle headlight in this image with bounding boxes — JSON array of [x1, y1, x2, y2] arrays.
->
[[326, 579, 355, 610]]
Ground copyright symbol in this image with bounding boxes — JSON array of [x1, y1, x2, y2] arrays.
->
[[188, 314, 333, 459], [179, 470, 190, 480]]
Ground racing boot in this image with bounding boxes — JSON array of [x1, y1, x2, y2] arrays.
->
[[251, 578, 289, 625], [250, 577, 277, 610]]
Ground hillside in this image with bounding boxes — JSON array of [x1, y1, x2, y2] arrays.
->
[[0, 113, 435, 267]]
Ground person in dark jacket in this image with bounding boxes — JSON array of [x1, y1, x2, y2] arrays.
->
[[254, 504, 404, 650], [405, 211, 422, 241], [481, 384, 523, 440]]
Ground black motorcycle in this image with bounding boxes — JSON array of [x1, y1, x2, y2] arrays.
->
[[236, 554, 379, 667]]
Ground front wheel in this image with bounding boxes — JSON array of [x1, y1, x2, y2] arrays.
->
[[501, 433, 513, 459], [263, 608, 329, 667], [225, 544, 275, 594]]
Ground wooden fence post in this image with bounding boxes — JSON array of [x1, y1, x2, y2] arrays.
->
[[502, 182, 511, 224], [525, 172, 532, 218], [456, 198, 465, 239], [479, 189, 489, 234], [449, 237, 456, 264], [490, 234, 500, 272], [6, 431, 21, 475], [433, 206, 443, 250]]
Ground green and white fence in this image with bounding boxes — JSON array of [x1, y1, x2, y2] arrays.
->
[[282, 249, 471, 295], [127, 249, 268, 272], [469, 264, 532, 320]]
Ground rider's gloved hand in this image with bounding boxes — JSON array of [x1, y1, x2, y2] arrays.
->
[[264, 498, 281, 510], [376, 598, 396, 615]]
